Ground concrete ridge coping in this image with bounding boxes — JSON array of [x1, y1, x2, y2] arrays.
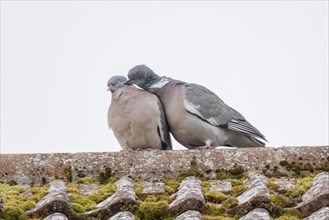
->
[[1, 146, 328, 184]]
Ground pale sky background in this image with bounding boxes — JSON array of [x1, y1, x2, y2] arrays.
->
[[1, 1, 328, 154]]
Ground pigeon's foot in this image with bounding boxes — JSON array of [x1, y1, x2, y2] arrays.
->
[[195, 140, 215, 149], [196, 145, 213, 150]]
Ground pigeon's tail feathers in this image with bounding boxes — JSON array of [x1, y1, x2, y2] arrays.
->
[[227, 119, 267, 143]]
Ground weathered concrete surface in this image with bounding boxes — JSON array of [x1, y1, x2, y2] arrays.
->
[[1, 146, 328, 184], [168, 176, 206, 215], [243, 173, 268, 187], [175, 210, 202, 220], [108, 211, 135, 220], [272, 177, 296, 193], [1, 171, 329, 219], [231, 174, 283, 216], [83, 177, 136, 219], [296, 172, 329, 217], [237, 174, 269, 205], [0, 153, 73, 185], [239, 208, 271, 220], [209, 179, 232, 194], [79, 183, 99, 195], [141, 181, 165, 197], [26, 180, 80, 219], [43, 212, 69, 220], [303, 207, 329, 220]]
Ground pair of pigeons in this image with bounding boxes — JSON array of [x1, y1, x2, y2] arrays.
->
[[107, 65, 266, 151]]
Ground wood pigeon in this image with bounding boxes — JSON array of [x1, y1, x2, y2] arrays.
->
[[107, 75, 172, 150], [126, 65, 267, 149]]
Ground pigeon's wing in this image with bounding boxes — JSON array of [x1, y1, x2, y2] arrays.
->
[[156, 98, 173, 150], [183, 83, 266, 142]]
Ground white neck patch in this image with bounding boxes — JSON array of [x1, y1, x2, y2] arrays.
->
[[150, 78, 170, 89], [131, 84, 144, 90]]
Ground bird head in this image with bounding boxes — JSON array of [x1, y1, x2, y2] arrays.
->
[[125, 64, 160, 90], [107, 75, 127, 93]]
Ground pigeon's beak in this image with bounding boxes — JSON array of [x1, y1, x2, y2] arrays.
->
[[107, 85, 113, 92], [124, 79, 132, 85]]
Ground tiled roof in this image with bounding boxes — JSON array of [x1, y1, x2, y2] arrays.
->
[[0, 146, 328, 219]]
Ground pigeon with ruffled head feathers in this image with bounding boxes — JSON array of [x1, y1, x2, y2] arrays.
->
[[126, 65, 266, 149]]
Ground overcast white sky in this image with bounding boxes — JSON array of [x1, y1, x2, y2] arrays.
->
[[1, 1, 328, 153]]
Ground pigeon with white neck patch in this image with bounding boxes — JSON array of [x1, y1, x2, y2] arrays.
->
[[126, 65, 266, 149]]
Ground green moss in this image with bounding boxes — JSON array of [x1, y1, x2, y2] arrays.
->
[[215, 169, 230, 180], [201, 181, 211, 188], [29, 185, 48, 202], [133, 195, 173, 219], [70, 194, 97, 213], [4, 194, 35, 211], [277, 160, 328, 177], [291, 163, 304, 175], [203, 216, 234, 220], [270, 194, 296, 208], [267, 178, 280, 192], [296, 176, 313, 191], [98, 181, 116, 194], [144, 195, 158, 202], [285, 190, 302, 198], [231, 184, 248, 197], [205, 191, 229, 203], [164, 186, 175, 195], [178, 168, 204, 181], [99, 166, 113, 184], [215, 167, 246, 180], [231, 179, 243, 187], [90, 181, 116, 203], [107, 176, 120, 183], [221, 198, 239, 209], [233, 214, 244, 220], [71, 203, 86, 213], [64, 166, 73, 182], [134, 181, 144, 198], [2, 205, 27, 220], [144, 195, 171, 203], [136, 199, 171, 220], [228, 166, 245, 179], [7, 185, 26, 194], [285, 176, 313, 198], [275, 216, 299, 220], [67, 182, 79, 194], [67, 180, 116, 209], [0, 184, 47, 220], [274, 209, 302, 220], [201, 179, 247, 201], [67, 183, 97, 213], [159, 195, 172, 203], [202, 204, 225, 216], [162, 178, 180, 195], [78, 177, 94, 184], [201, 181, 229, 203]]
